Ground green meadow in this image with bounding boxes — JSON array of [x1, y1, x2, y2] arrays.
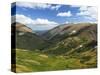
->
[[15, 48, 97, 73]]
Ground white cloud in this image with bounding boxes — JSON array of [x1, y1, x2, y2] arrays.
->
[[12, 14, 58, 30], [12, 14, 34, 24], [70, 5, 81, 8], [57, 11, 72, 17], [34, 18, 58, 25], [65, 21, 69, 24], [51, 5, 61, 10], [79, 6, 88, 11], [16, 2, 51, 9], [16, 2, 61, 10], [12, 14, 58, 25], [77, 11, 89, 16], [77, 6, 98, 21]]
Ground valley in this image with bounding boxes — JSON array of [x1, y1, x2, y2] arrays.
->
[[11, 22, 97, 72]]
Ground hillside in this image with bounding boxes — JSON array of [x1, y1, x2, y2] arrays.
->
[[42, 23, 97, 62], [11, 23, 97, 72], [11, 22, 49, 50], [12, 22, 33, 33], [42, 23, 97, 42]]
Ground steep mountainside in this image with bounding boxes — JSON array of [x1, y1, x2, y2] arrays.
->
[[11, 22, 49, 50], [42, 23, 97, 42], [42, 23, 97, 54], [12, 22, 33, 33]]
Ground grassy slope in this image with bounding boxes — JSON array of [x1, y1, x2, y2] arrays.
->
[[16, 32, 49, 50], [43, 30, 97, 55], [16, 48, 97, 73]]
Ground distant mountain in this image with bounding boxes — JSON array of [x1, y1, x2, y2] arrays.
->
[[35, 30, 48, 36]]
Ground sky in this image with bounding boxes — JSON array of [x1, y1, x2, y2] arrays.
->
[[11, 2, 98, 31]]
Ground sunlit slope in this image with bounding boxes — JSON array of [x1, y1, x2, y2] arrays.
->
[[16, 49, 96, 73], [43, 23, 97, 42], [43, 23, 97, 55]]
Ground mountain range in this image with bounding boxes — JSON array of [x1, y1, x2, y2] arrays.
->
[[11, 22, 97, 72]]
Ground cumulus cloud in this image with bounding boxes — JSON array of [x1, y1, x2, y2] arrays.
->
[[77, 6, 98, 21], [12, 14, 58, 30], [12, 14, 34, 24], [16, 2, 61, 10], [57, 11, 72, 17], [12, 14, 58, 25]]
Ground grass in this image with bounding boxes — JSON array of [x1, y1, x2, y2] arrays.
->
[[14, 48, 97, 73]]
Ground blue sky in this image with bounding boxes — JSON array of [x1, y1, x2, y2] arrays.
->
[[11, 2, 97, 31]]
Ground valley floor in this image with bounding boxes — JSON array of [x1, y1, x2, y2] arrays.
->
[[13, 49, 97, 73]]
